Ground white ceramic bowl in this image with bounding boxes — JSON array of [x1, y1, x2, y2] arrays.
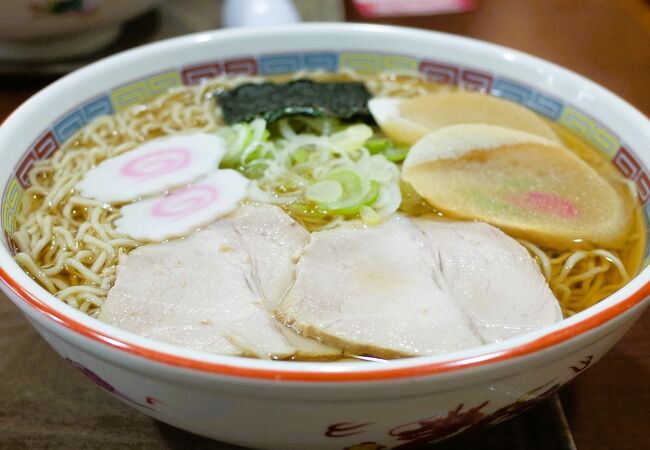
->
[[1, 24, 649, 450]]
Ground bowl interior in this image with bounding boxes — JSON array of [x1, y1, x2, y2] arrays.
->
[[1, 25, 649, 376]]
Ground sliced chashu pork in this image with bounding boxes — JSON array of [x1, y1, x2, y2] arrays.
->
[[99, 204, 341, 359], [277, 216, 484, 358], [413, 218, 563, 342], [278, 216, 561, 358], [222, 202, 309, 310]]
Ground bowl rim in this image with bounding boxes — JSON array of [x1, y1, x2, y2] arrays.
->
[[1, 23, 649, 383]]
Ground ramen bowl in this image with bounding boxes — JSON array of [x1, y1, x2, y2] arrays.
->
[[0, 24, 648, 450]]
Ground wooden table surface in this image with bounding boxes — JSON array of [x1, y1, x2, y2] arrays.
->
[[0, 0, 648, 449]]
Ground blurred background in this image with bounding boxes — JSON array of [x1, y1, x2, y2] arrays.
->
[[0, 1, 648, 449]]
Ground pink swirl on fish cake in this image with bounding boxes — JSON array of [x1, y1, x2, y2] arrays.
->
[[151, 184, 220, 218], [120, 148, 192, 181]]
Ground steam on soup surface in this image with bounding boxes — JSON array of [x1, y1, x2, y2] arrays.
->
[[11, 71, 644, 360]]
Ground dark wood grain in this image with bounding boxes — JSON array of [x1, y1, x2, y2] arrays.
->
[[0, 1, 649, 449]]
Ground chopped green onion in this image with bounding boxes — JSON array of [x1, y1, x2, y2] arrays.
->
[[324, 182, 379, 216], [306, 180, 343, 203], [291, 147, 310, 165], [219, 123, 251, 166], [330, 124, 373, 151], [326, 170, 363, 195], [360, 205, 381, 225], [384, 146, 409, 162], [242, 160, 269, 179], [365, 138, 391, 155], [364, 181, 380, 204], [365, 136, 409, 162], [219, 118, 268, 168], [217, 119, 402, 225], [364, 157, 395, 182], [321, 170, 380, 215], [242, 142, 274, 165]]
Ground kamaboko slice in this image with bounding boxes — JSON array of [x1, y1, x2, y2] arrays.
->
[[402, 124, 631, 249], [77, 133, 226, 203], [368, 91, 559, 146], [115, 170, 249, 241]]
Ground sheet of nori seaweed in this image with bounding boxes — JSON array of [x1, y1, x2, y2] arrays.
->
[[216, 79, 373, 124]]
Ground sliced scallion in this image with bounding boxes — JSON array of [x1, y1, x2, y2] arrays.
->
[[291, 147, 310, 165], [365, 138, 391, 155], [384, 146, 409, 162], [242, 160, 269, 179], [360, 205, 381, 225], [331, 124, 373, 152], [306, 180, 343, 203], [321, 170, 379, 215]]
